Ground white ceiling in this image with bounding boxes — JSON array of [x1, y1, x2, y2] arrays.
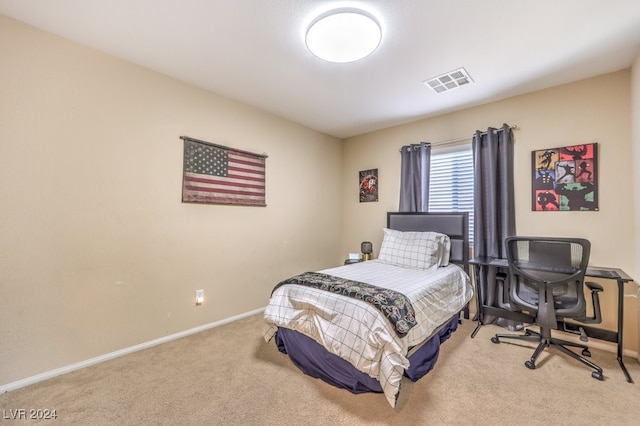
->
[[2, 0, 640, 139]]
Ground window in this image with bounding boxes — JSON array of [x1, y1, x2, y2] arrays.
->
[[428, 144, 474, 243]]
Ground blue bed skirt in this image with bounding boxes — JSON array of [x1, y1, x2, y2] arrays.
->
[[274, 314, 460, 394]]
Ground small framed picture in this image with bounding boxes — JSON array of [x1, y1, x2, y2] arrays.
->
[[359, 169, 378, 202]]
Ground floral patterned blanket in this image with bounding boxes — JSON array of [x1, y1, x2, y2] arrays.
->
[[273, 271, 416, 337]]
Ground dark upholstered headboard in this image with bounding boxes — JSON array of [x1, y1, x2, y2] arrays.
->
[[387, 212, 469, 272]]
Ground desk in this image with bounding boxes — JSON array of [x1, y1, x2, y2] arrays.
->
[[470, 256, 634, 383]]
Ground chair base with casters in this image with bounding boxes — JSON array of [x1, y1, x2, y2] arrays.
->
[[491, 326, 604, 380]]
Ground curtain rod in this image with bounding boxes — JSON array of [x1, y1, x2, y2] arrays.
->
[[400, 124, 519, 151]]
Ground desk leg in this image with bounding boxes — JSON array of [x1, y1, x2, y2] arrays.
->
[[616, 278, 633, 383], [471, 264, 484, 338], [471, 319, 483, 338]]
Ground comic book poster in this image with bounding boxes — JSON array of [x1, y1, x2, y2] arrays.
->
[[359, 169, 378, 202], [532, 143, 598, 211]]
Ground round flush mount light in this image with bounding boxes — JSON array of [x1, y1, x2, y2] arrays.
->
[[305, 9, 382, 63]]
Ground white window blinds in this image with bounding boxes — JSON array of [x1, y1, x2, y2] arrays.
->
[[428, 144, 474, 243]]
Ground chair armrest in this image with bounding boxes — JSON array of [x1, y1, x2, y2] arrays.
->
[[578, 281, 603, 324], [586, 281, 603, 292]]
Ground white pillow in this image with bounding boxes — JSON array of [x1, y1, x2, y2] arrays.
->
[[377, 228, 451, 270]]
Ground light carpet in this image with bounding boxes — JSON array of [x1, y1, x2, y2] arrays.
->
[[1, 313, 639, 425]]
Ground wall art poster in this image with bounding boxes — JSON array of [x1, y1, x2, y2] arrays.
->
[[359, 168, 378, 202], [532, 143, 598, 211]]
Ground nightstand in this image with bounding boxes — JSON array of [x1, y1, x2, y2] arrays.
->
[[344, 259, 363, 265]]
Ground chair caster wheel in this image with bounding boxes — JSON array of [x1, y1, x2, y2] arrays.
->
[[491, 336, 500, 344], [525, 360, 536, 370], [592, 371, 604, 380], [582, 349, 591, 357]]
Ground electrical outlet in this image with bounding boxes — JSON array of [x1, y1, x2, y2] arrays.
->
[[195, 289, 204, 306]]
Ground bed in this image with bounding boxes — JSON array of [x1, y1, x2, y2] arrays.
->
[[263, 212, 474, 407]]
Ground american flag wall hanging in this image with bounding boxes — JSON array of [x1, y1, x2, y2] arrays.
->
[[181, 136, 267, 206]]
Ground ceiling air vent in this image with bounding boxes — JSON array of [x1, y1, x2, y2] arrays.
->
[[423, 68, 473, 94]]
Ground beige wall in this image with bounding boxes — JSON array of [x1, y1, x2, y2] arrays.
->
[[632, 52, 640, 358], [0, 15, 342, 385], [341, 70, 638, 353]]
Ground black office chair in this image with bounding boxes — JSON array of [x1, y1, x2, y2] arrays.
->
[[491, 236, 604, 380]]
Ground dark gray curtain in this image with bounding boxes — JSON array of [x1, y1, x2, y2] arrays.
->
[[472, 124, 516, 325], [399, 142, 431, 212]]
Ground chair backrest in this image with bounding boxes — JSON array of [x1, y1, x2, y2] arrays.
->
[[505, 236, 590, 329]]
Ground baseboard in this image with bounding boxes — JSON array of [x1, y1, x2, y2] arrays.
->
[[580, 336, 640, 360], [465, 310, 640, 360], [0, 307, 265, 394]]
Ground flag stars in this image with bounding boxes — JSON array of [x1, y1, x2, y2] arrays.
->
[[184, 141, 228, 176]]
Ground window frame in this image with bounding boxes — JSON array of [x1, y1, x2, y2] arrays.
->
[[427, 143, 474, 244]]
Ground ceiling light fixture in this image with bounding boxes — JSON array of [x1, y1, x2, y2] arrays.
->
[[305, 9, 381, 63]]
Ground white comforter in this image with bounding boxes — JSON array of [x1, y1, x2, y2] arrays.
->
[[263, 260, 474, 407]]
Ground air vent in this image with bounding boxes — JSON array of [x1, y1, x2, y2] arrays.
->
[[423, 68, 473, 94]]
